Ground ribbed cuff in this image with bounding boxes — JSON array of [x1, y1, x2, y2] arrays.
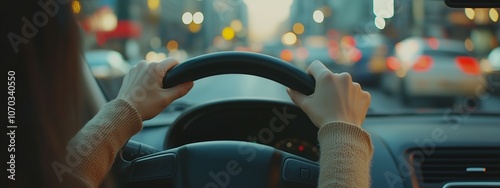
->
[[109, 99, 143, 132], [318, 121, 373, 155]]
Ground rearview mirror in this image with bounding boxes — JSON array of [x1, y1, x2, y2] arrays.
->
[[445, 0, 500, 8]]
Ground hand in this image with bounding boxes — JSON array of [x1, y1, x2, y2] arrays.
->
[[286, 60, 371, 128], [117, 58, 194, 120]]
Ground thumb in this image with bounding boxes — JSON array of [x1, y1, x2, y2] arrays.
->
[[163, 81, 194, 102], [286, 87, 307, 107]]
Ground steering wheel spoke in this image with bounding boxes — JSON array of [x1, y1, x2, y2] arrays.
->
[[124, 141, 318, 188]]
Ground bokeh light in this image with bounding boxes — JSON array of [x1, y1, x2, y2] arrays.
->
[[147, 0, 160, 11], [166, 40, 179, 51], [490, 8, 499, 22], [222, 27, 235, 40], [230, 20, 243, 32], [281, 32, 297, 46], [313, 10, 324, 23], [182, 12, 193, 25], [193, 12, 204, 24], [292, 23, 305, 35], [101, 12, 117, 31], [145, 51, 166, 62], [464, 38, 474, 51], [280, 49, 293, 62], [465, 8, 475, 20], [72, 0, 81, 14], [188, 22, 202, 33], [374, 16, 386, 29]]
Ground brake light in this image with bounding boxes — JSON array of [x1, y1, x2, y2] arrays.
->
[[413, 55, 433, 72], [455, 56, 480, 75], [386, 56, 400, 71]]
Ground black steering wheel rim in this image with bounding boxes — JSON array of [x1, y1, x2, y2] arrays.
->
[[162, 51, 316, 95]]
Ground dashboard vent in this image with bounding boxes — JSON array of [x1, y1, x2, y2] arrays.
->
[[410, 148, 500, 184]]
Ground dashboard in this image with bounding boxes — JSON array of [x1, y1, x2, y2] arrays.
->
[[131, 99, 500, 188], [163, 99, 321, 161]]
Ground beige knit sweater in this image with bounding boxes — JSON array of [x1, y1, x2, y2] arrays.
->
[[64, 99, 373, 187]]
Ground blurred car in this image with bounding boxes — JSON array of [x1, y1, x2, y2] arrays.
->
[[484, 47, 500, 93], [381, 37, 484, 104], [336, 34, 393, 85], [84, 50, 131, 99]]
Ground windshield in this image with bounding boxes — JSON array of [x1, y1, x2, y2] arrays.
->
[[78, 0, 500, 114]]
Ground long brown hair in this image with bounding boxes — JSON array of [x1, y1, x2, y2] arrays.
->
[[4, 1, 84, 187]]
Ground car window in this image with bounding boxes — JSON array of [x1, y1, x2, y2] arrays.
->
[[77, 0, 500, 114]]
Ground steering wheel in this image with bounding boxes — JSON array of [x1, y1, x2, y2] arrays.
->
[[117, 52, 319, 188]]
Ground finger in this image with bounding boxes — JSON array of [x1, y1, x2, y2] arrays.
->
[[163, 81, 194, 102], [158, 58, 180, 74], [306, 60, 330, 78], [353, 82, 361, 89], [362, 90, 371, 104], [338, 72, 353, 83], [286, 87, 306, 107]]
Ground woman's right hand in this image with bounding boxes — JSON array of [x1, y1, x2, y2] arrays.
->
[[286, 61, 371, 128], [117, 58, 194, 120]]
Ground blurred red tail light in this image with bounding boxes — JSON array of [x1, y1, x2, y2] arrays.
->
[[413, 55, 433, 72], [455, 56, 480, 75], [386, 56, 400, 71]]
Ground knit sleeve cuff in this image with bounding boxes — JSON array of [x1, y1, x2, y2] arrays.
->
[[103, 99, 143, 135], [318, 121, 373, 156]]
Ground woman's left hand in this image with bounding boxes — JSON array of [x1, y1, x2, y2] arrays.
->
[[117, 58, 194, 120]]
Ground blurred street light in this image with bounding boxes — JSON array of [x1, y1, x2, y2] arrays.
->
[[490, 8, 499, 22], [374, 16, 386, 29], [101, 11, 117, 31], [222, 27, 235, 40], [293, 23, 305, 35], [230, 20, 243, 32], [313, 10, 324, 23], [188, 22, 202, 33], [166, 40, 179, 51], [145, 51, 167, 62], [282, 32, 297, 46], [465, 8, 475, 20], [72, 0, 81, 14], [373, 0, 394, 18], [147, 0, 160, 11], [193, 12, 204, 24], [182, 12, 193, 25]]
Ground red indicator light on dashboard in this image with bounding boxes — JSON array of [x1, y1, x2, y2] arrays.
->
[[298, 145, 304, 152]]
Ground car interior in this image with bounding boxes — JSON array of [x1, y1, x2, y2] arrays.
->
[[73, 0, 500, 187]]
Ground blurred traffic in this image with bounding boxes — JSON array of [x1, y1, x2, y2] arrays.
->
[[76, 0, 500, 112]]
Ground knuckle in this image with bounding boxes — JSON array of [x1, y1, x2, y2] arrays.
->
[[353, 82, 361, 88], [318, 70, 335, 81], [363, 91, 371, 101], [340, 72, 353, 82]]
